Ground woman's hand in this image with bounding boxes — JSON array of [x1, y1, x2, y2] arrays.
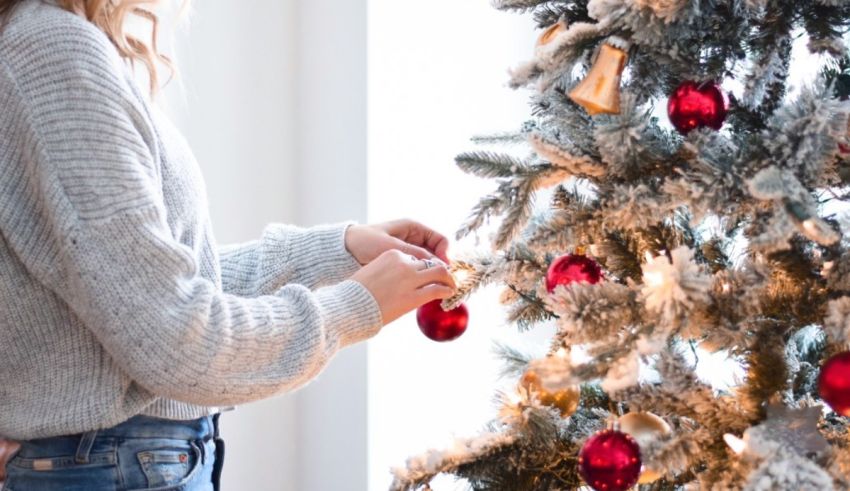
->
[[345, 220, 450, 266], [352, 250, 457, 325], [0, 438, 19, 482]]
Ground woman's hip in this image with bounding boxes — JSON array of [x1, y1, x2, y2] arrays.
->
[[2, 414, 223, 491]]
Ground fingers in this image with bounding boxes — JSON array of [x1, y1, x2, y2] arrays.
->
[[418, 263, 457, 290], [419, 225, 451, 264], [399, 252, 455, 289], [357, 249, 458, 326], [382, 219, 415, 238], [397, 240, 437, 262], [386, 219, 451, 264], [416, 284, 456, 304], [411, 257, 432, 271], [431, 236, 450, 264], [0, 439, 19, 481]]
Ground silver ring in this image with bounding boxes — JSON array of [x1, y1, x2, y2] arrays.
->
[[422, 259, 435, 270]]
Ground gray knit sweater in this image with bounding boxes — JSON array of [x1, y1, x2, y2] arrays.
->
[[0, 0, 383, 440]]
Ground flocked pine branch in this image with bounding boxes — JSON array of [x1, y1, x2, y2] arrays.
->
[[443, 256, 501, 310], [389, 429, 520, 491], [455, 151, 529, 179], [469, 126, 533, 146], [493, 342, 533, 379], [490, 0, 551, 12], [455, 154, 572, 249], [532, 1, 592, 28]]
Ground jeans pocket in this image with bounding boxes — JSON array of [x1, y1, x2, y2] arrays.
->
[[133, 442, 201, 490]]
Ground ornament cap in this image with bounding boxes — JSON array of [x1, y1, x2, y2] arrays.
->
[[617, 412, 672, 484], [618, 412, 672, 441], [605, 35, 631, 51]]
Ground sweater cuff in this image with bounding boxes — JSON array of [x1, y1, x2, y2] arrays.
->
[[287, 222, 364, 288], [315, 279, 384, 347]]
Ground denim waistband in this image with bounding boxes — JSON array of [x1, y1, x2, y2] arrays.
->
[[25, 414, 216, 446], [95, 414, 215, 441]]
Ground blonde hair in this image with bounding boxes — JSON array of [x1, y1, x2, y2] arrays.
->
[[1, 0, 178, 94]]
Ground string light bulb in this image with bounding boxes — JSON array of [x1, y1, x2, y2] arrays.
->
[[724, 433, 746, 455]]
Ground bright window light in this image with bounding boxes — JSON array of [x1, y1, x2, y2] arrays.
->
[[367, 2, 540, 489]]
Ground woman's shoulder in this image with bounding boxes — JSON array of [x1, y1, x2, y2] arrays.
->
[[0, 0, 129, 91]]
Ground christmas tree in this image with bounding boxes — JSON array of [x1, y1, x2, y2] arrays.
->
[[390, 0, 850, 489]]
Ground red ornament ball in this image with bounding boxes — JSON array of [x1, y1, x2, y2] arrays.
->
[[546, 254, 603, 293], [579, 429, 642, 491], [416, 300, 469, 342], [819, 351, 850, 416], [667, 80, 729, 134]]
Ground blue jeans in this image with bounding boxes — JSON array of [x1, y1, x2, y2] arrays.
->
[[2, 414, 224, 491]]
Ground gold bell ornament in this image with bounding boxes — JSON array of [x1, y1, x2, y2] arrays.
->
[[536, 19, 567, 49], [617, 411, 672, 484], [569, 37, 630, 116], [519, 368, 581, 418]]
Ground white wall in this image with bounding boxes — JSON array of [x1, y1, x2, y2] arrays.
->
[[164, 1, 368, 489], [165, 2, 300, 490], [293, 0, 370, 490], [366, 3, 542, 490]]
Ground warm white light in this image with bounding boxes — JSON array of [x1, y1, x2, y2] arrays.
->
[[644, 271, 665, 288], [569, 346, 592, 364], [723, 433, 745, 455], [555, 348, 569, 359], [802, 219, 817, 235], [452, 268, 470, 284], [506, 389, 522, 405]]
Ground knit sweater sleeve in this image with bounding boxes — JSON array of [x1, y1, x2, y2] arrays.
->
[[0, 23, 383, 407], [217, 221, 364, 296]]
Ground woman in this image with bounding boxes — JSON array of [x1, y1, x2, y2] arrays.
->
[[0, 0, 457, 489]]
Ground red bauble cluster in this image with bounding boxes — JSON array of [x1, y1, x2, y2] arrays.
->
[[667, 80, 728, 135], [819, 351, 850, 416], [416, 300, 469, 342], [545, 254, 603, 293], [579, 429, 642, 491]]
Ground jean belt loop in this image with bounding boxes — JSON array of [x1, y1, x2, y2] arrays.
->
[[197, 435, 207, 465], [75, 429, 98, 464], [211, 413, 224, 491]]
